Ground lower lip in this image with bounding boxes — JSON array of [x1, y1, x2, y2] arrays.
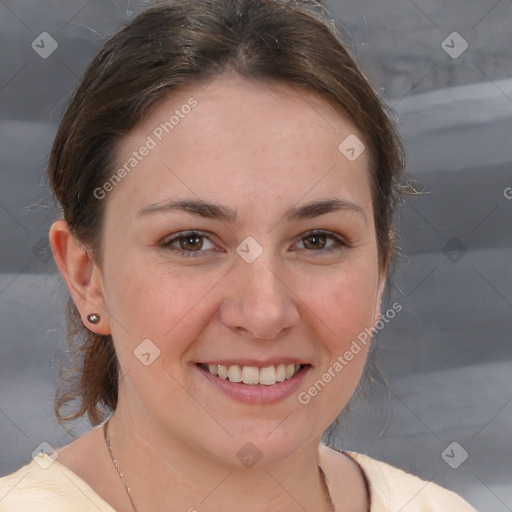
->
[[196, 364, 311, 404]]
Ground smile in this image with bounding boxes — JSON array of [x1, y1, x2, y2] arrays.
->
[[198, 363, 304, 385], [196, 360, 311, 404]]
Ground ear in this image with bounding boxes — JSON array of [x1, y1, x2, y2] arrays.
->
[[49, 220, 111, 335]]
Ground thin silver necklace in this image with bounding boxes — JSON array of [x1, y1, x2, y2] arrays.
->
[[103, 416, 335, 512], [104, 417, 138, 512]]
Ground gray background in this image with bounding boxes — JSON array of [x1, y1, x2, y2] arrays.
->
[[0, 1, 511, 510]]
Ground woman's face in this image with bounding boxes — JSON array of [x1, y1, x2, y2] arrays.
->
[[97, 75, 385, 465]]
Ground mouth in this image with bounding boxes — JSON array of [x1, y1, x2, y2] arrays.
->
[[197, 362, 306, 386]]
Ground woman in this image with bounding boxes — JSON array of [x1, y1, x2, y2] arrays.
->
[[0, 1, 477, 510]]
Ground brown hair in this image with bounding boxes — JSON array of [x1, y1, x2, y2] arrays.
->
[[49, 0, 406, 426]]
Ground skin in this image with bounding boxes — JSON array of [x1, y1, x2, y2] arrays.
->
[[51, 74, 388, 512]]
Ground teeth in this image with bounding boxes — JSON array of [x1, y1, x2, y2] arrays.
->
[[228, 365, 242, 383], [242, 366, 259, 385], [207, 363, 302, 385], [259, 366, 276, 386], [218, 365, 228, 380]]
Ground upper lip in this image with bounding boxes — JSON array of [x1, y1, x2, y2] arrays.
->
[[197, 358, 309, 367]]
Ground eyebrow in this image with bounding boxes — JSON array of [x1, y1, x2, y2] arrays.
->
[[136, 198, 366, 224], [286, 198, 366, 224], [137, 199, 237, 223]]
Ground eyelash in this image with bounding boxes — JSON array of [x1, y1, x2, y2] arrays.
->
[[160, 230, 347, 258]]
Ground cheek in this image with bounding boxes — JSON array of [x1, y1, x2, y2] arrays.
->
[[103, 252, 221, 367], [308, 257, 380, 347], [297, 255, 379, 413]]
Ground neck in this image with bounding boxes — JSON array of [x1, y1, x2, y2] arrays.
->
[[106, 403, 332, 512]]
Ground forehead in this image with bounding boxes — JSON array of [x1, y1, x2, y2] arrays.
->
[[108, 75, 372, 220]]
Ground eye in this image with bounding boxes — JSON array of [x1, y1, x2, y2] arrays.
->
[[161, 231, 216, 257], [296, 230, 347, 253]]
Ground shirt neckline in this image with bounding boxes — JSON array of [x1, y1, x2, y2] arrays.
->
[[342, 450, 373, 511], [30, 453, 117, 511], [34, 449, 375, 511]]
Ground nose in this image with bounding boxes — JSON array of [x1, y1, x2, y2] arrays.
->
[[219, 251, 300, 341]]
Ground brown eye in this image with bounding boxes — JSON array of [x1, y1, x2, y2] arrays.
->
[[296, 231, 346, 253], [179, 235, 203, 251], [303, 234, 327, 250], [161, 231, 216, 257]]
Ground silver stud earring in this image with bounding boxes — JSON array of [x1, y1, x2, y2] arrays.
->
[[87, 313, 100, 324]]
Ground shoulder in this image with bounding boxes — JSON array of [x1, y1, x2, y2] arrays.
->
[[0, 454, 114, 512], [345, 451, 478, 512]]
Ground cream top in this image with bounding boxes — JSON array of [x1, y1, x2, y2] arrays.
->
[[0, 451, 477, 511]]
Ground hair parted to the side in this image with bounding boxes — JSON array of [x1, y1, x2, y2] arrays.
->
[[49, 0, 407, 427]]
